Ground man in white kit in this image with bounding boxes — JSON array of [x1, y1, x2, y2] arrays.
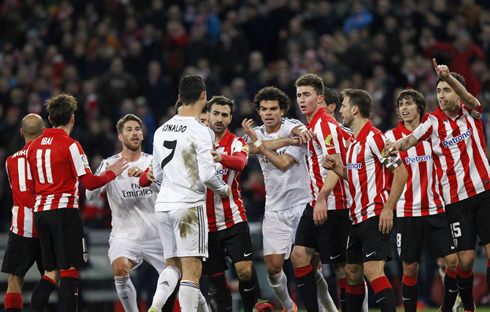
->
[[148, 75, 231, 312], [86, 114, 177, 311]]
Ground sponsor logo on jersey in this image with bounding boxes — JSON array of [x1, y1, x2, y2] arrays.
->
[[442, 129, 472, 148], [216, 169, 228, 175], [346, 163, 363, 169], [405, 155, 432, 165]]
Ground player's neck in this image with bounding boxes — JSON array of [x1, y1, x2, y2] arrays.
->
[[403, 119, 420, 132], [351, 118, 369, 139], [443, 107, 460, 119], [54, 125, 72, 135], [214, 130, 227, 143], [121, 148, 141, 162], [265, 123, 281, 134], [306, 106, 320, 123], [179, 101, 203, 119]]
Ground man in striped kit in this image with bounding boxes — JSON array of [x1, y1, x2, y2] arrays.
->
[[203, 95, 262, 312], [324, 89, 408, 312], [2, 114, 44, 312], [384, 89, 458, 312], [386, 59, 490, 312], [26, 94, 129, 311]]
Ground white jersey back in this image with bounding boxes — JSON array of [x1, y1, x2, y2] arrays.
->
[[245, 118, 311, 211], [85, 153, 160, 242], [153, 115, 227, 211]]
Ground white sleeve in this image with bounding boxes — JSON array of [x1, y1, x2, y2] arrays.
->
[[283, 118, 304, 137], [152, 143, 164, 186], [85, 160, 108, 200], [196, 130, 227, 195]]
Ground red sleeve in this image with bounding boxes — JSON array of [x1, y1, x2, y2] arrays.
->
[[80, 171, 116, 191], [139, 168, 151, 187], [220, 152, 247, 171]]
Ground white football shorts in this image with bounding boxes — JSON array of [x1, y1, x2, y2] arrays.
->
[[263, 203, 305, 259], [156, 205, 208, 259], [108, 237, 166, 273]]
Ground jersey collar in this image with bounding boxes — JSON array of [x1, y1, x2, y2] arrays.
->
[[397, 121, 413, 136], [43, 128, 69, 136], [355, 120, 373, 142], [307, 107, 327, 128], [216, 129, 233, 148], [434, 103, 464, 122]]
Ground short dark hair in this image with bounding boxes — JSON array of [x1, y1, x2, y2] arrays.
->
[[340, 89, 372, 118], [324, 88, 340, 112], [207, 95, 234, 114], [396, 89, 427, 121], [252, 86, 290, 112], [179, 75, 206, 105], [116, 114, 142, 134], [436, 72, 465, 87], [295, 73, 325, 97], [46, 93, 77, 127]]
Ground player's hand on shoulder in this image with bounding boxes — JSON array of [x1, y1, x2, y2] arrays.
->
[[107, 156, 129, 176], [211, 151, 222, 163], [221, 185, 231, 198], [433, 58, 450, 79], [322, 155, 336, 169], [297, 127, 314, 144], [241, 119, 258, 141], [127, 166, 143, 177]]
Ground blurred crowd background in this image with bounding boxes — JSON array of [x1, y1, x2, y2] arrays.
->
[[1, 0, 490, 309]]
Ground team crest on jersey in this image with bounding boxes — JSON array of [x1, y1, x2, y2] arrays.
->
[[324, 134, 334, 149]]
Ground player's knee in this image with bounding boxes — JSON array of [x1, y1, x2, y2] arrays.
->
[[112, 262, 131, 276], [457, 251, 475, 270], [333, 263, 347, 278], [266, 265, 282, 276], [345, 264, 363, 284], [403, 262, 419, 276], [290, 249, 309, 268], [237, 266, 253, 281], [443, 255, 457, 272], [7, 274, 24, 293], [363, 263, 384, 281]]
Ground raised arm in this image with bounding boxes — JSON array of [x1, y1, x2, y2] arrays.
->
[[433, 58, 479, 110]]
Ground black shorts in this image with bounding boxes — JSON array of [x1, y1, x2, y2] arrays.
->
[[34, 209, 88, 271], [347, 215, 392, 264], [1, 231, 44, 276], [294, 204, 350, 264], [396, 213, 456, 262], [203, 222, 253, 276], [445, 189, 490, 251]]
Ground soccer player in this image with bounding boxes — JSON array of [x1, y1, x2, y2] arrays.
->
[[241, 86, 310, 312], [26, 94, 128, 312], [289, 74, 351, 312], [2, 114, 44, 312], [323, 89, 408, 312], [384, 89, 458, 312], [385, 59, 490, 312], [149, 75, 230, 312], [204, 95, 262, 312], [86, 114, 177, 312]]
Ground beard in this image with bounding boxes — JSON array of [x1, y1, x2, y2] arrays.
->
[[123, 139, 141, 151]]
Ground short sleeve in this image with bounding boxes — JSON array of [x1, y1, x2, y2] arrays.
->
[[232, 137, 249, 157], [69, 142, 92, 177], [283, 118, 304, 137], [462, 99, 482, 119], [316, 121, 341, 156], [411, 115, 434, 143]]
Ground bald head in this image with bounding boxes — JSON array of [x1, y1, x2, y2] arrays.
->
[[21, 113, 44, 142]]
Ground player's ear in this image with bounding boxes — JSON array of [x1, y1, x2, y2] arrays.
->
[[20, 128, 25, 137], [118, 133, 123, 142]]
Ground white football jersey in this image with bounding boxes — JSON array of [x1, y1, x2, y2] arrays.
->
[[245, 118, 311, 211], [86, 152, 160, 242], [153, 115, 227, 211]]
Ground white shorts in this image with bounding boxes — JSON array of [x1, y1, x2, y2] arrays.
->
[[263, 203, 305, 259], [108, 237, 166, 273], [156, 205, 208, 259]]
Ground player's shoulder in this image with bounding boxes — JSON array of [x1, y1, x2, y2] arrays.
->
[[282, 117, 303, 126]]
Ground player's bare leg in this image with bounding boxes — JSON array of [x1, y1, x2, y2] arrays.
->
[[364, 261, 396, 312], [113, 257, 138, 312], [235, 260, 261, 312], [5, 275, 24, 312], [265, 254, 297, 312], [455, 250, 476, 311]]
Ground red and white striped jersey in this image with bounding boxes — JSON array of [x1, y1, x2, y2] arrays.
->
[[27, 129, 92, 212], [6, 141, 38, 238], [307, 107, 350, 210], [385, 122, 445, 217], [206, 130, 248, 232], [412, 104, 490, 204], [346, 121, 403, 224]]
